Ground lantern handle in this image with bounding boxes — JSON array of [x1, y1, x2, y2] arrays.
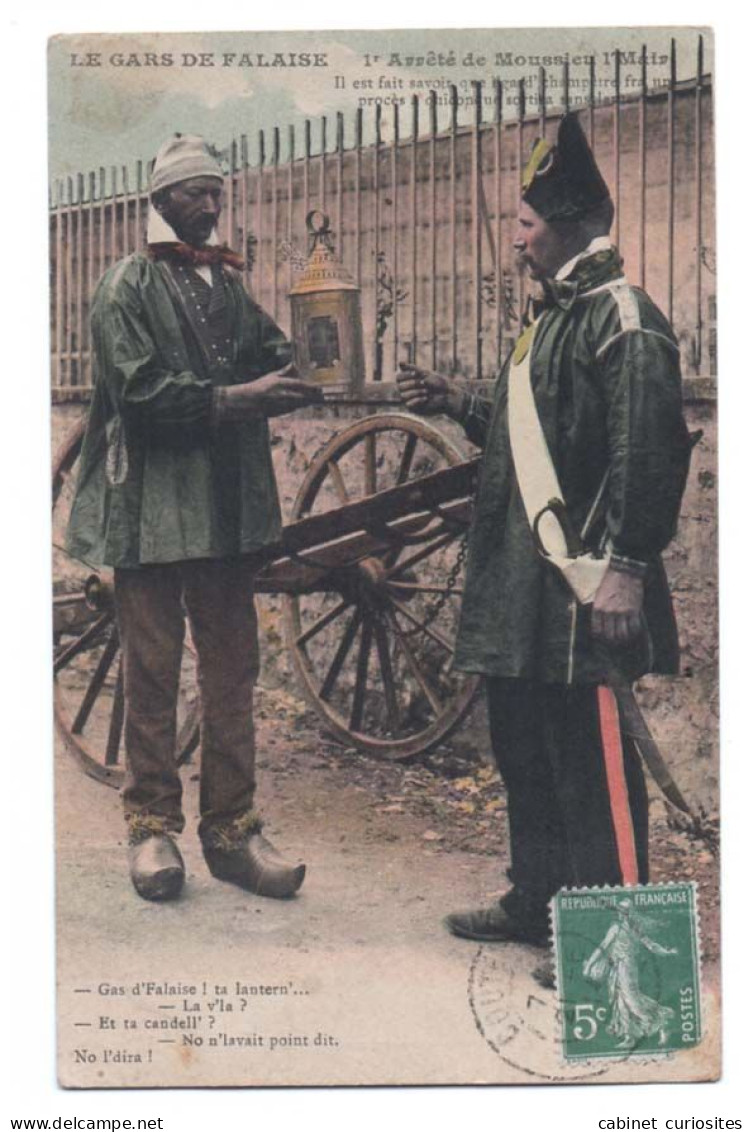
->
[[306, 210, 336, 252]]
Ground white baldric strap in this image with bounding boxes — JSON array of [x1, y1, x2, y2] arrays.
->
[[507, 317, 610, 605]]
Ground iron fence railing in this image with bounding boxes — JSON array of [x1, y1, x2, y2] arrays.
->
[[49, 36, 714, 396]]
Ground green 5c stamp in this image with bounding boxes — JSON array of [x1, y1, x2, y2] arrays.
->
[[552, 884, 701, 1061]]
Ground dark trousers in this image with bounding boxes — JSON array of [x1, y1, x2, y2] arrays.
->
[[486, 678, 649, 929], [114, 558, 260, 838]]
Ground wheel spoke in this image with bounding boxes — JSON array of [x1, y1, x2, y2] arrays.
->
[[327, 460, 349, 505], [364, 433, 377, 496], [71, 627, 119, 735], [384, 530, 458, 580], [384, 608, 441, 717], [395, 433, 418, 486], [281, 415, 474, 757], [381, 434, 421, 570], [296, 597, 352, 647], [373, 616, 401, 732], [387, 595, 455, 655], [104, 659, 125, 766], [54, 612, 112, 675], [319, 608, 362, 701], [349, 617, 374, 732]]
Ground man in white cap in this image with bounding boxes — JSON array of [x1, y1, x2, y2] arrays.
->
[[67, 134, 323, 902]]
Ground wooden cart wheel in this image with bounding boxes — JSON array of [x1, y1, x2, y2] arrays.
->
[[282, 413, 481, 760], [52, 420, 200, 788]]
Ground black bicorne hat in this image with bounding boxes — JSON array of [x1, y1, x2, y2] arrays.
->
[[521, 112, 611, 222]]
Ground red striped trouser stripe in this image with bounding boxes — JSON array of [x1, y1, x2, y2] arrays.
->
[[596, 685, 639, 886]]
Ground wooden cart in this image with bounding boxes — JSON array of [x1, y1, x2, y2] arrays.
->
[[52, 413, 481, 786]]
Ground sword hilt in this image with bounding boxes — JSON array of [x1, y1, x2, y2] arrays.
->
[[532, 497, 584, 559]]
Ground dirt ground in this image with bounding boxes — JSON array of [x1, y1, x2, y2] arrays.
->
[[251, 684, 721, 963]]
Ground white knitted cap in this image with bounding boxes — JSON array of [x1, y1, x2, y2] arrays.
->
[[150, 134, 224, 194]]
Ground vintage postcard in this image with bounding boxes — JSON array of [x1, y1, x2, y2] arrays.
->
[[48, 26, 718, 1087]]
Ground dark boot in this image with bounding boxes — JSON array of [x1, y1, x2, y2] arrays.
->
[[444, 904, 549, 946]]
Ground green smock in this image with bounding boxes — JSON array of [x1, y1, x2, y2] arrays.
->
[[453, 248, 692, 685], [66, 254, 290, 568]]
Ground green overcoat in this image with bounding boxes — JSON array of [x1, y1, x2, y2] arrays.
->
[[66, 254, 289, 568], [453, 248, 692, 685]]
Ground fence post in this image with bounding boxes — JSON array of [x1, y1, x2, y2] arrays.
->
[[538, 66, 547, 138], [319, 116, 327, 211], [638, 46, 647, 289], [65, 176, 74, 389], [471, 81, 483, 381], [429, 90, 438, 370], [256, 129, 265, 305], [391, 100, 400, 374], [87, 174, 96, 314], [272, 128, 280, 321], [121, 165, 130, 254], [494, 78, 503, 369], [449, 84, 458, 373], [226, 137, 236, 250], [410, 94, 419, 366], [54, 181, 63, 389], [694, 34, 704, 374], [613, 52, 621, 249], [667, 38, 676, 326], [354, 108, 363, 289], [517, 78, 526, 333], [135, 160, 143, 254], [336, 112, 344, 262], [85, 172, 96, 387], [286, 126, 295, 292], [98, 167, 106, 280], [75, 173, 85, 386], [241, 134, 250, 290], [373, 102, 382, 381], [110, 166, 118, 264]]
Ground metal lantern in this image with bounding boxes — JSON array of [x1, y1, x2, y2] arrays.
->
[[289, 210, 365, 395]]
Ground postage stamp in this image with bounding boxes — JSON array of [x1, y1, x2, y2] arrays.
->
[[552, 884, 702, 1061]]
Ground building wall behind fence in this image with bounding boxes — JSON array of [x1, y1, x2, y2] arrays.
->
[[49, 69, 714, 396]]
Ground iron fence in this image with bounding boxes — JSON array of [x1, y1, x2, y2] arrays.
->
[[49, 36, 714, 397]]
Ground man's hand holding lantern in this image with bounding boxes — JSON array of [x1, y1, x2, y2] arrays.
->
[[217, 362, 325, 420]]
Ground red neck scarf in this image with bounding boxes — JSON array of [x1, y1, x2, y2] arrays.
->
[[148, 241, 246, 271]]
